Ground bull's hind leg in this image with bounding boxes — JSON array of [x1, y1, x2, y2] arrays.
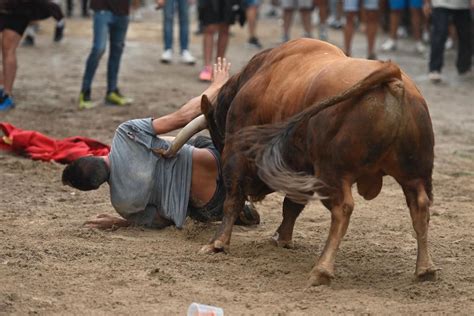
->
[[309, 179, 354, 286], [402, 181, 438, 281], [271, 198, 305, 248]]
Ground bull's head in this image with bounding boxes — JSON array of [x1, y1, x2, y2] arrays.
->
[[154, 94, 223, 158]]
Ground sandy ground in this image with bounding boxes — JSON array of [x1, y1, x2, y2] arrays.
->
[[1, 7, 474, 315]]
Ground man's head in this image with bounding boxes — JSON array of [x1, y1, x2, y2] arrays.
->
[[62, 156, 109, 191]]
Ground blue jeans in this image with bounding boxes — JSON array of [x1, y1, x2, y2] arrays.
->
[[163, 0, 190, 52], [81, 11, 129, 93]]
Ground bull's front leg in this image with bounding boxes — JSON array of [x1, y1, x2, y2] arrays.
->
[[309, 180, 354, 286], [272, 197, 305, 248], [199, 157, 246, 254]]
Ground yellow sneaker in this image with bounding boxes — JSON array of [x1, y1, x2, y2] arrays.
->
[[78, 91, 95, 110], [105, 89, 133, 106]]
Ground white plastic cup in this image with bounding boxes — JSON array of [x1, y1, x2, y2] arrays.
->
[[187, 302, 224, 316]]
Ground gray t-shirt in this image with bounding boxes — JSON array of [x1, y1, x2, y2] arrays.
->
[[432, 0, 470, 9], [108, 118, 193, 228]]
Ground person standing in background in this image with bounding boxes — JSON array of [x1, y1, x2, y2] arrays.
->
[[424, 0, 472, 83], [381, 0, 426, 54], [246, 0, 263, 48], [280, 0, 314, 42], [78, 0, 133, 109], [157, 0, 197, 65], [343, 0, 379, 59], [0, 0, 65, 111], [197, 0, 245, 82]]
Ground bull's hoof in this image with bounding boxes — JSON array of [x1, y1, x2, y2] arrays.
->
[[308, 268, 334, 287], [416, 266, 439, 282], [270, 232, 295, 249], [198, 241, 227, 254]]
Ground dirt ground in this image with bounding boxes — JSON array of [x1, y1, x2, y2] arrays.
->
[[1, 7, 473, 315]]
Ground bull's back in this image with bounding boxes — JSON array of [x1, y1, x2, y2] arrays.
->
[[228, 44, 395, 133]]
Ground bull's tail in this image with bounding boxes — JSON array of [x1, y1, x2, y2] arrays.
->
[[237, 61, 403, 204]]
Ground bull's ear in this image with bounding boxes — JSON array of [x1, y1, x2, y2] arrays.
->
[[200, 94, 213, 116]]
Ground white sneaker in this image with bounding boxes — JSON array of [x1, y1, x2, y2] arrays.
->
[[415, 41, 426, 54], [422, 30, 430, 43], [381, 38, 397, 51], [445, 37, 454, 50], [180, 50, 196, 65], [160, 49, 173, 64], [428, 71, 442, 83]]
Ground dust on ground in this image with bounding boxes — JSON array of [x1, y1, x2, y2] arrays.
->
[[1, 8, 473, 315]]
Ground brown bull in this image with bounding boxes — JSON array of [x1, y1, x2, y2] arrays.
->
[[165, 39, 437, 286]]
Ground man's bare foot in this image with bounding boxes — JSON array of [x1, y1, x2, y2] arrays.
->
[[84, 213, 129, 230]]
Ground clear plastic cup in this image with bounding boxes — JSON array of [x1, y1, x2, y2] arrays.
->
[[187, 302, 224, 316]]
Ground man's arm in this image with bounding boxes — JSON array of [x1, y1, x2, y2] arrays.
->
[[152, 58, 231, 135], [84, 212, 173, 230]]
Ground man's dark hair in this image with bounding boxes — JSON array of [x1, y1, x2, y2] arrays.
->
[[62, 156, 109, 191]]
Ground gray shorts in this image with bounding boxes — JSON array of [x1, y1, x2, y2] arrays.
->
[[344, 0, 379, 12], [281, 0, 314, 10]]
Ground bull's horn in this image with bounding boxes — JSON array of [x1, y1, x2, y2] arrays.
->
[[153, 114, 207, 158]]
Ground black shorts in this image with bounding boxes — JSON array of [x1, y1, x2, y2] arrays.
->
[[198, 0, 244, 26], [0, 14, 30, 36]]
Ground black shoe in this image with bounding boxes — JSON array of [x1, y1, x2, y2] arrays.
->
[[22, 35, 35, 47], [235, 202, 260, 226], [248, 37, 263, 49], [54, 24, 65, 42]]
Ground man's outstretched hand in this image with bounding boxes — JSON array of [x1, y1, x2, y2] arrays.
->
[[84, 213, 130, 230]]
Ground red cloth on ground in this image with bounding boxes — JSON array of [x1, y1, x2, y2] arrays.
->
[[0, 122, 110, 164]]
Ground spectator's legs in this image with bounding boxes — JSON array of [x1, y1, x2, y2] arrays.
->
[[1, 29, 22, 96], [343, 12, 357, 56], [388, 10, 401, 40], [203, 24, 218, 67], [282, 9, 294, 41], [410, 8, 422, 41], [365, 10, 378, 59], [107, 14, 129, 93], [177, 0, 190, 52], [81, 12, 110, 93], [216, 23, 230, 59], [317, 0, 329, 40], [67, 0, 73, 17], [163, 0, 175, 51], [429, 8, 449, 73], [300, 9, 313, 37], [452, 9, 472, 74], [246, 4, 258, 40], [82, 0, 89, 17]]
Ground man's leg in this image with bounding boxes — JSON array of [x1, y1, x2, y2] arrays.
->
[[317, 0, 329, 40], [343, 11, 356, 56], [1, 29, 22, 97], [163, 0, 174, 52], [80, 12, 109, 94], [300, 9, 313, 37], [282, 9, 294, 41], [177, 0, 190, 52], [452, 9, 472, 74], [216, 23, 230, 60], [246, 2, 262, 48], [366, 10, 379, 59], [203, 24, 217, 66], [106, 14, 130, 103], [429, 8, 449, 74], [0, 31, 3, 91]]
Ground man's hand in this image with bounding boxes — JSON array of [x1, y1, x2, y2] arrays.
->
[[211, 57, 231, 87], [84, 213, 130, 230]]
